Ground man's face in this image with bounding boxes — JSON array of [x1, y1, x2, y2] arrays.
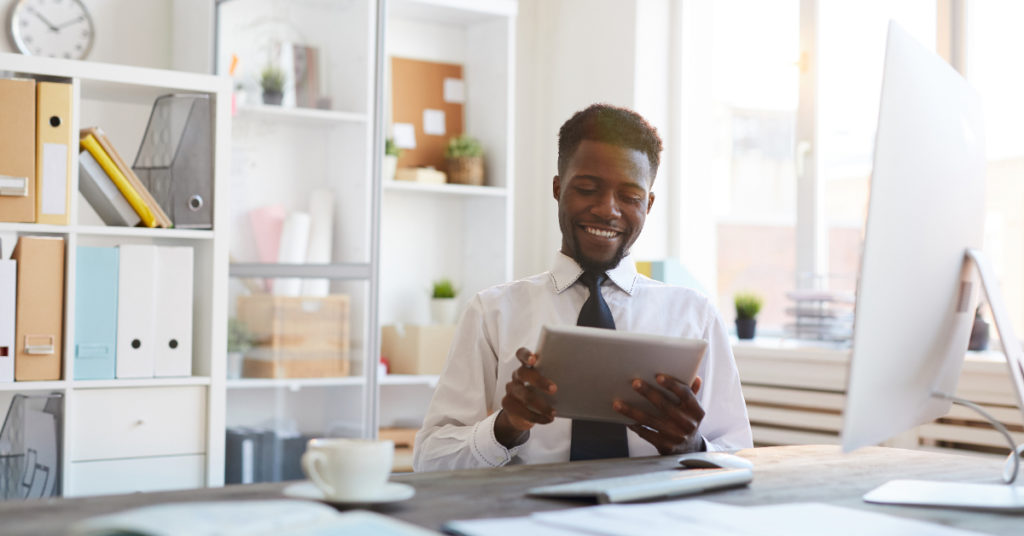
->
[[554, 140, 655, 272]]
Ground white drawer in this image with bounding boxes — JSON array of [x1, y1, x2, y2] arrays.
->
[[66, 454, 205, 497], [71, 386, 207, 461]]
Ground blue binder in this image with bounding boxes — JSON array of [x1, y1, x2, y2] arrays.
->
[[74, 247, 118, 380]]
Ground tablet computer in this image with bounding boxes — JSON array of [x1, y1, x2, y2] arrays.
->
[[534, 324, 708, 424]]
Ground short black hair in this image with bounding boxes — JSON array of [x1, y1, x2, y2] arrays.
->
[[557, 103, 663, 183]]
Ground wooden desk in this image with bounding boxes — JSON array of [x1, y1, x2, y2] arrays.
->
[[0, 445, 1017, 535]]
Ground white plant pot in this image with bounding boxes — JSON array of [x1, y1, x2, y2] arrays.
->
[[430, 298, 458, 325], [384, 155, 398, 182]]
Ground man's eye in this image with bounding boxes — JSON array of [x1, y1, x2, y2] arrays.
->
[[576, 187, 597, 195]]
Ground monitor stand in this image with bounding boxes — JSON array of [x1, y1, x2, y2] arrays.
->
[[862, 249, 1024, 512]]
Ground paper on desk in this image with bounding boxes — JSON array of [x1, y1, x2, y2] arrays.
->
[[446, 500, 989, 536]]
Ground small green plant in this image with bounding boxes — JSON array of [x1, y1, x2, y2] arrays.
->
[[432, 278, 457, 299], [227, 317, 253, 354], [260, 65, 286, 94], [385, 138, 403, 157], [445, 134, 483, 158], [734, 292, 763, 320]]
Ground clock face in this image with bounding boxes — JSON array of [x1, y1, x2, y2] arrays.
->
[[9, 0, 95, 60]]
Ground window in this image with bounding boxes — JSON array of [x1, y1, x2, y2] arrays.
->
[[706, 1, 950, 336]]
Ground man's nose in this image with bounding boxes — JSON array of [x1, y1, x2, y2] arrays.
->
[[591, 191, 621, 219]]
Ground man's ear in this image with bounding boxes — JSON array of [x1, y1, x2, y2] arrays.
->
[[647, 191, 656, 214], [552, 175, 562, 201]]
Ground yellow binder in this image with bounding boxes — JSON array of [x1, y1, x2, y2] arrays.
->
[[80, 134, 157, 228], [82, 127, 172, 228], [36, 82, 73, 225]]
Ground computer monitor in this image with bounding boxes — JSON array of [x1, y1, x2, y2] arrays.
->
[[840, 22, 1024, 510]]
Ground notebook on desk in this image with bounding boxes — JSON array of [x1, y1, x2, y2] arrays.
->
[[527, 468, 753, 504]]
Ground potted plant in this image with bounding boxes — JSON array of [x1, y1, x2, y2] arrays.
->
[[260, 65, 286, 105], [227, 317, 253, 379], [445, 134, 484, 185], [384, 138, 402, 182], [430, 278, 458, 324], [734, 292, 763, 340]]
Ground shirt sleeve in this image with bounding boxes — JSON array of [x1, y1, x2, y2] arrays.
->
[[412, 295, 525, 471], [696, 309, 754, 452]]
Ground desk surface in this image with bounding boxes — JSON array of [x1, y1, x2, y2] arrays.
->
[[0, 445, 1017, 535]]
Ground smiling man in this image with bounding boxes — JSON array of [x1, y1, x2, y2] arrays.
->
[[413, 104, 752, 471]]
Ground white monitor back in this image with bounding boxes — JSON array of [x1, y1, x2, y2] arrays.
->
[[841, 22, 986, 452]]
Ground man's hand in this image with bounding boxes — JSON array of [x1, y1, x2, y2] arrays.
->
[[613, 374, 705, 455], [494, 347, 558, 448]]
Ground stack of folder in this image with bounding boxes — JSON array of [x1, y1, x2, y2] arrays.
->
[[0, 78, 74, 225], [74, 244, 194, 380], [79, 127, 172, 228], [0, 236, 66, 382]]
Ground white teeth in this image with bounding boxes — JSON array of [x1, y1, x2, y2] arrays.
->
[[585, 227, 617, 238]]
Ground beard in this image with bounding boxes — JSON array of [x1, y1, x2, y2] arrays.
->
[[571, 239, 630, 274]]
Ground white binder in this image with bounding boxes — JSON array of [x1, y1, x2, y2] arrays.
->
[[153, 246, 193, 377], [116, 245, 157, 378], [0, 249, 15, 383]]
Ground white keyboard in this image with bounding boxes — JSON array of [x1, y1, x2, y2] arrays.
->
[[527, 468, 753, 504]]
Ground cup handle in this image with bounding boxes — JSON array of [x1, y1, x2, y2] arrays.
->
[[301, 451, 336, 498]]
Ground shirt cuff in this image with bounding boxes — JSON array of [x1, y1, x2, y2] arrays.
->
[[470, 411, 526, 467], [671, 434, 708, 454]]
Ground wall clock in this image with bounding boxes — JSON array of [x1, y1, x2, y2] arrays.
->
[[8, 0, 95, 60]]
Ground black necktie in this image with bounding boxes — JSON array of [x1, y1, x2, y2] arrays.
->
[[570, 271, 629, 461]]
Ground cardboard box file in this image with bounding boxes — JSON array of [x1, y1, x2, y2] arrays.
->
[[12, 236, 65, 381], [380, 324, 456, 375], [237, 295, 350, 378], [0, 78, 37, 223]]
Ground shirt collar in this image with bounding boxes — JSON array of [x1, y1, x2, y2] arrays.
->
[[549, 251, 639, 295]]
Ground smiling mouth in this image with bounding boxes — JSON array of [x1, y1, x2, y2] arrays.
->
[[582, 225, 620, 239]]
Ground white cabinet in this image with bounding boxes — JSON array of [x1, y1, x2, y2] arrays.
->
[[0, 53, 230, 496]]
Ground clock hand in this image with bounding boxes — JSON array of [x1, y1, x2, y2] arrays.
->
[[56, 15, 86, 30], [27, 6, 60, 32]]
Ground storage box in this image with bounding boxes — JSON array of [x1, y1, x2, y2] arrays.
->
[[394, 167, 446, 184], [379, 427, 418, 473], [380, 324, 455, 375], [237, 295, 350, 378]]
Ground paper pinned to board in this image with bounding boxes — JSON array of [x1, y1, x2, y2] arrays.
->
[[444, 78, 465, 103], [393, 123, 417, 149], [423, 109, 446, 136]]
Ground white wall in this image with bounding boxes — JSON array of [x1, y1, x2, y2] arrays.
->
[[514, 0, 676, 279], [0, 0, 212, 73]]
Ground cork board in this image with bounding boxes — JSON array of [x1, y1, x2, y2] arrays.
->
[[391, 57, 464, 171]]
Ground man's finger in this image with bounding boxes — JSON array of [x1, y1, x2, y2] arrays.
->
[[512, 366, 557, 394], [506, 381, 556, 420], [515, 347, 538, 367], [627, 424, 674, 455]]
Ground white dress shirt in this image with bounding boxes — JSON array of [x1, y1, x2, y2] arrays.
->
[[413, 253, 752, 472]]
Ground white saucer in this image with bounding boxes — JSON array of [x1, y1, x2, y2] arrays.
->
[[282, 481, 415, 505]]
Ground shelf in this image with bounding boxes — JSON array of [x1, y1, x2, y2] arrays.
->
[[390, 0, 517, 24], [229, 262, 372, 280], [0, 52, 229, 105], [75, 226, 216, 240], [234, 104, 368, 127], [226, 377, 365, 390], [71, 377, 213, 389], [0, 223, 71, 235], [383, 180, 508, 198], [381, 374, 439, 387], [0, 381, 68, 392]]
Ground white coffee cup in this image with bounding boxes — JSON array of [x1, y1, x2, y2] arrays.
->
[[301, 438, 394, 501]]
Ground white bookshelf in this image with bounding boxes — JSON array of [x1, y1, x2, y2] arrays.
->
[[378, 0, 516, 431], [0, 52, 231, 496]]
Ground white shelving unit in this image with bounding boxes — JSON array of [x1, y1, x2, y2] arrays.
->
[[215, 0, 384, 481], [378, 0, 517, 432], [0, 53, 231, 496]]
